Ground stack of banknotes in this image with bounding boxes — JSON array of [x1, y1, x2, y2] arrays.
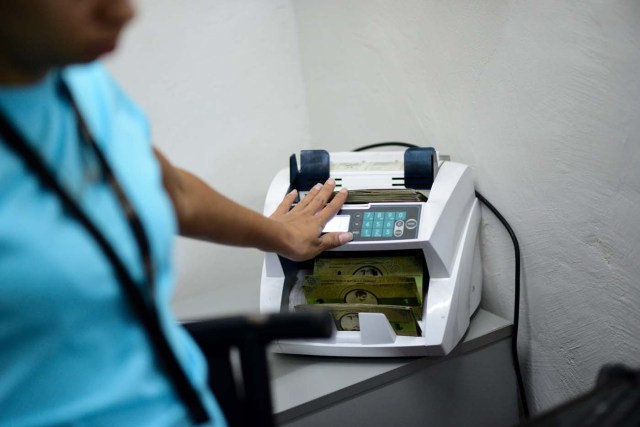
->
[[294, 254, 425, 337], [329, 189, 428, 204]]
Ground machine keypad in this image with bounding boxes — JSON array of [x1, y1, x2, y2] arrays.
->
[[342, 204, 421, 241], [361, 211, 408, 237], [354, 206, 420, 241]]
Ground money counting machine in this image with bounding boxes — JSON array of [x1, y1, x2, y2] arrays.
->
[[260, 148, 482, 357]]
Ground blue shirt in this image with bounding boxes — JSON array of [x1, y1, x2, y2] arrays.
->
[[0, 63, 226, 426]]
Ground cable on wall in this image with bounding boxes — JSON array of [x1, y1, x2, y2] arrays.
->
[[351, 142, 530, 419], [474, 190, 530, 419]]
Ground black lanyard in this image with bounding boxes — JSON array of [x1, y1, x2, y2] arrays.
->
[[0, 77, 211, 425]]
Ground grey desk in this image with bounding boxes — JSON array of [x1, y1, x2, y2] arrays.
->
[[269, 309, 519, 427]]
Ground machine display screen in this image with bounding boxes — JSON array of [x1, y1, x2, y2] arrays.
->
[[322, 215, 351, 233]]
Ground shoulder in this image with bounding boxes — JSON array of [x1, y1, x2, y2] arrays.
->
[[61, 62, 149, 139], [63, 62, 124, 106]]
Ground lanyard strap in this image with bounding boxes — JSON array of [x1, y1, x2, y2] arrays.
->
[[56, 79, 158, 299], [0, 79, 210, 425]]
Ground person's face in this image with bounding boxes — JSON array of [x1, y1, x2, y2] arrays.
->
[[0, 0, 135, 75]]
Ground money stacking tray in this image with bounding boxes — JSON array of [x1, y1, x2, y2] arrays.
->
[[261, 148, 482, 357]]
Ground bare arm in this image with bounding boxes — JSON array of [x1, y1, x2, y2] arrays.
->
[[154, 149, 352, 261]]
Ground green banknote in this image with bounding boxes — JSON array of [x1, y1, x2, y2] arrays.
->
[[295, 303, 421, 337], [302, 275, 422, 319], [313, 254, 425, 303]]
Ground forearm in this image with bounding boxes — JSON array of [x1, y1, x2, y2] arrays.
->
[[154, 148, 351, 261], [154, 149, 285, 250], [175, 171, 288, 251]]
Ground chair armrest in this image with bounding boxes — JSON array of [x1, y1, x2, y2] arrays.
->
[[182, 311, 334, 348], [181, 311, 334, 427]]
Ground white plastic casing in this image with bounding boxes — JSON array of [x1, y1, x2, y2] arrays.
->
[[260, 153, 482, 357]]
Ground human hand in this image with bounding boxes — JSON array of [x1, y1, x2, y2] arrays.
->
[[269, 178, 352, 261]]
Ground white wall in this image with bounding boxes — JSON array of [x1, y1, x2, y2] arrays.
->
[[293, 0, 640, 413], [106, 0, 310, 318], [105, 0, 640, 416]]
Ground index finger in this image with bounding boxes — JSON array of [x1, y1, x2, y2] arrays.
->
[[315, 187, 348, 223], [271, 189, 298, 217]]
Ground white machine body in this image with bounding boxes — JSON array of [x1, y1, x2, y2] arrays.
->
[[260, 151, 482, 357]]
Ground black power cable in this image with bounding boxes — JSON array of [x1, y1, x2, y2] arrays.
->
[[352, 142, 530, 419], [474, 190, 530, 419], [353, 141, 421, 152]]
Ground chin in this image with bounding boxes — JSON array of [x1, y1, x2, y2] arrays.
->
[[75, 39, 118, 62], [73, 46, 116, 64]]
